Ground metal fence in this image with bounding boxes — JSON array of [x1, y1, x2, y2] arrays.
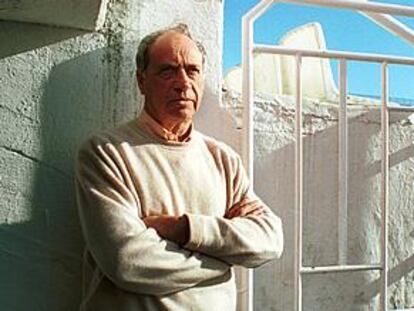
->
[[241, 1, 414, 311]]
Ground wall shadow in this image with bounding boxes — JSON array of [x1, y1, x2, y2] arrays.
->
[[0, 32, 139, 309], [359, 254, 414, 303], [252, 106, 414, 310], [0, 20, 86, 59]]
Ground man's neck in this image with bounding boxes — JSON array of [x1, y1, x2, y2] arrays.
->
[[143, 107, 192, 142], [167, 120, 192, 138]]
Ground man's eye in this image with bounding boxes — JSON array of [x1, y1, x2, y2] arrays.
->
[[159, 68, 175, 78], [188, 68, 200, 77]]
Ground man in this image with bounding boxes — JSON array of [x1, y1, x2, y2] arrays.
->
[[75, 24, 283, 310]]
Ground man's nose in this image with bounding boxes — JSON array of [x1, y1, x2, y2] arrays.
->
[[173, 68, 191, 91]]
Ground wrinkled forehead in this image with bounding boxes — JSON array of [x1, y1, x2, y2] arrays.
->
[[148, 31, 203, 66]]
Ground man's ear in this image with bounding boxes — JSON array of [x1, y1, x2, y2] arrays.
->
[[136, 71, 145, 94]]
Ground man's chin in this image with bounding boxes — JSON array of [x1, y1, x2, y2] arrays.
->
[[169, 102, 196, 115], [174, 110, 195, 119]]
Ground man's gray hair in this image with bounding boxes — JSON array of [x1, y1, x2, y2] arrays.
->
[[135, 23, 207, 74]]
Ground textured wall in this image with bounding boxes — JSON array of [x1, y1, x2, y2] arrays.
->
[[0, 0, 108, 30], [0, 1, 231, 309], [224, 90, 414, 310]]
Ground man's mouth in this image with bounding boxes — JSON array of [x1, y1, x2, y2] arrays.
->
[[171, 98, 193, 103]]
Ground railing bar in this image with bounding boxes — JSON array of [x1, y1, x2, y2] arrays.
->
[[380, 62, 390, 311], [361, 12, 414, 48], [254, 45, 414, 65], [282, 0, 414, 17], [338, 59, 348, 266], [241, 12, 256, 311], [294, 54, 303, 311], [243, 0, 274, 23], [301, 264, 383, 274]]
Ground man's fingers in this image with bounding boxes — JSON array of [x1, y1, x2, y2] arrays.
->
[[225, 199, 263, 219], [246, 205, 265, 216], [238, 204, 263, 217], [227, 200, 260, 217]]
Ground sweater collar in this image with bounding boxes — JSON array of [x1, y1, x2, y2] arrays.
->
[[137, 110, 193, 143]]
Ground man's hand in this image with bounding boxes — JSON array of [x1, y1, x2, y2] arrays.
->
[[143, 215, 189, 246], [224, 198, 264, 219]]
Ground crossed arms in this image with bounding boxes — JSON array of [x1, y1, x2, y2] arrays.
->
[[143, 197, 265, 246]]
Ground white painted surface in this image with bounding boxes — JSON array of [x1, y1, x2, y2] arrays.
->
[[222, 89, 414, 310], [224, 23, 338, 100], [0, 0, 108, 30], [279, 23, 337, 100]]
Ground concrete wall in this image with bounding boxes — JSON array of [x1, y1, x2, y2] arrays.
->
[[0, 0, 108, 30], [0, 1, 235, 309], [223, 90, 414, 310]]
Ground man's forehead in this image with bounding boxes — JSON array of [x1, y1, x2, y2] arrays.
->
[[149, 31, 203, 63]]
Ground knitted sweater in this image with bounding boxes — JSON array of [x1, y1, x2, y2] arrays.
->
[[75, 118, 283, 311]]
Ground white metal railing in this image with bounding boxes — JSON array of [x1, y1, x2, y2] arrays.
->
[[380, 61, 390, 310], [241, 1, 414, 311], [338, 58, 348, 266]]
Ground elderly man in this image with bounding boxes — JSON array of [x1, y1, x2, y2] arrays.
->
[[75, 24, 283, 310]]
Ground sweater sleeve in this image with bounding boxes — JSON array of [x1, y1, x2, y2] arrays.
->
[[75, 139, 231, 297], [184, 150, 284, 268]]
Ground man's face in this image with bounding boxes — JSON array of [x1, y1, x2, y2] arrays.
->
[[137, 31, 205, 127]]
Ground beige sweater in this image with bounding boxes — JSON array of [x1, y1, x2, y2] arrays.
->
[[75, 117, 283, 311]]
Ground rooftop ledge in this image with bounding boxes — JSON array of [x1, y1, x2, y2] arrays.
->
[[0, 0, 108, 31]]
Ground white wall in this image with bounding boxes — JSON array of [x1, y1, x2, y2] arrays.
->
[[223, 90, 414, 310], [0, 1, 239, 309], [0, 0, 108, 30]]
